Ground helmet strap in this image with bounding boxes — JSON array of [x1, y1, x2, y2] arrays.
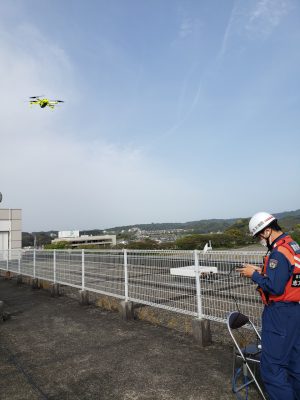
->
[[264, 229, 273, 251]]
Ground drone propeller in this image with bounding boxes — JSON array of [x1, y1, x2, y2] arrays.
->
[[48, 100, 65, 104], [29, 95, 43, 99]]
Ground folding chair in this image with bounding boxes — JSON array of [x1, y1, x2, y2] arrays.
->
[[227, 311, 267, 400]]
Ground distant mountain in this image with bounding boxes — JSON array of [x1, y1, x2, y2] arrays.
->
[[274, 209, 300, 231], [104, 209, 300, 234], [104, 219, 237, 234], [274, 209, 300, 219], [22, 209, 300, 246]]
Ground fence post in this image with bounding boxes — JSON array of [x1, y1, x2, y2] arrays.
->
[[194, 250, 202, 319], [50, 250, 60, 297], [6, 250, 8, 271], [81, 249, 85, 291], [79, 249, 89, 305], [192, 250, 212, 346], [33, 249, 36, 278], [16, 250, 22, 284], [31, 249, 39, 289], [18, 255, 21, 275], [124, 249, 128, 301], [53, 250, 56, 284], [121, 248, 133, 320]]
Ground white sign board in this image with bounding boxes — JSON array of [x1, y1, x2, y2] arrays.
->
[[58, 230, 80, 239]]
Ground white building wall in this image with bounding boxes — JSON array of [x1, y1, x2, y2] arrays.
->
[[0, 209, 22, 252], [52, 234, 116, 247]]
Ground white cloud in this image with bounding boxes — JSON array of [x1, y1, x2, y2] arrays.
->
[[246, 0, 291, 37], [219, 2, 241, 58], [1, 126, 200, 231], [175, 5, 202, 42], [219, 0, 292, 57], [179, 17, 194, 39]]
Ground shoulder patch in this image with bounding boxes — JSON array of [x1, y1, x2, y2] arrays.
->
[[269, 259, 278, 269], [291, 274, 300, 287], [290, 242, 300, 254]]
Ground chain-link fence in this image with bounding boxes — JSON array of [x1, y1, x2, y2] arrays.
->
[[0, 248, 265, 328]]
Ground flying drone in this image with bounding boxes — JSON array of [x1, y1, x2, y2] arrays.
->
[[29, 96, 64, 109]]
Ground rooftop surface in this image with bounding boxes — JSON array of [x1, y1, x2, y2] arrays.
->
[[0, 278, 259, 400]]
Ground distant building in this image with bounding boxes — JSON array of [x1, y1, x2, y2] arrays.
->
[[52, 231, 116, 248]]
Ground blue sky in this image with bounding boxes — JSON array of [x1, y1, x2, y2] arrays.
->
[[0, 0, 299, 232]]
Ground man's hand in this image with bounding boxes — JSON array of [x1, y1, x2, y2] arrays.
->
[[236, 263, 261, 278]]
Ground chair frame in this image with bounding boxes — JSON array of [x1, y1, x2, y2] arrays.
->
[[227, 311, 267, 400]]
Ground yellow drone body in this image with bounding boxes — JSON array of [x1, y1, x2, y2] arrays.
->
[[29, 96, 64, 109]]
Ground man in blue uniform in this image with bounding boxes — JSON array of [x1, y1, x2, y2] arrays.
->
[[237, 212, 300, 400]]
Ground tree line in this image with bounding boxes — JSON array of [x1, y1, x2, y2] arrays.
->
[[22, 218, 300, 250]]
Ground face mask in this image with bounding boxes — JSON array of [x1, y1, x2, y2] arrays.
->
[[259, 229, 272, 249], [260, 238, 267, 247]]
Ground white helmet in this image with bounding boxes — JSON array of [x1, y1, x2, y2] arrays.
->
[[249, 212, 276, 237]]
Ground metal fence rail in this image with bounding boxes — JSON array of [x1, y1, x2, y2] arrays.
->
[[0, 249, 265, 328]]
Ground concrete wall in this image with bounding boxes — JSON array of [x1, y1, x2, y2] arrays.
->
[[0, 209, 22, 252]]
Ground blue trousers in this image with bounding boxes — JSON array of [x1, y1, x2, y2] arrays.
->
[[261, 302, 300, 400]]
